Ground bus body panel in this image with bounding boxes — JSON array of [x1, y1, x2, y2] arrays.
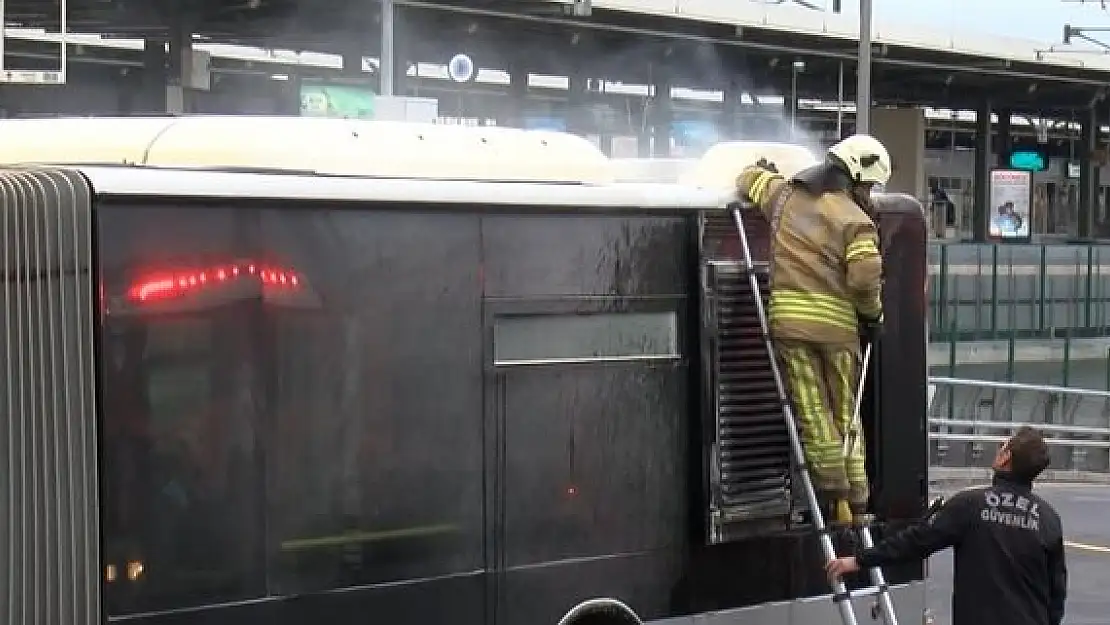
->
[[0, 162, 928, 625], [867, 193, 931, 585], [99, 202, 702, 624], [650, 580, 927, 625]]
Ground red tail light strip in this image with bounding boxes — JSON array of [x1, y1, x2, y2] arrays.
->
[[126, 262, 301, 302]]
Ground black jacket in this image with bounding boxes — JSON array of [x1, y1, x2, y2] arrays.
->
[[857, 473, 1067, 625]]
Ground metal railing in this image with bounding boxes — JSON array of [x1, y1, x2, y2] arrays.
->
[[929, 242, 1110, 342], [928, 376, 1110, 472]]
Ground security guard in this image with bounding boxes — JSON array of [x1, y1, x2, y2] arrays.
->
[[735, 134, 890, 522], [827, 426, 1067, 625]]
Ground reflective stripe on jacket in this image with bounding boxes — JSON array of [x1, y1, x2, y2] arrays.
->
[[736, 166, 884, 346]]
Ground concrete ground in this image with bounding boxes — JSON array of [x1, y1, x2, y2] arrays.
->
[[925, 483, 1110, 625]]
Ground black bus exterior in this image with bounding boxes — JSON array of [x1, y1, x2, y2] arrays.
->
[[0, 164, 928, 625]]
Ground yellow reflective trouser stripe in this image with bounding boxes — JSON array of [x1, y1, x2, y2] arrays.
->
[[846, 238, 879, 262], [749, 171, 780, 205], [770, 290, 856, 332], [781, 346, 848, 493]]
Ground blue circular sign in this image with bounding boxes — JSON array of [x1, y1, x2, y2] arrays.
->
[[448, 54, 474, 83]]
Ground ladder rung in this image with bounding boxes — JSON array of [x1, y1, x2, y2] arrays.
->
[[848, 585, 885, 600]]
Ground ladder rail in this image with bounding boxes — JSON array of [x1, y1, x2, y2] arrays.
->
[[728, 207, 859, 625], [859, 524, 899, 624], [843, 344, 872, 458], [729, 206, 900, 625], [843, 341, 900, 625]]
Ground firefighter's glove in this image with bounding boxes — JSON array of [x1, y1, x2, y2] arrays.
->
[[858, 313, 884, 345], [754, 158, 779, 173], [736, 161, 781, 204]]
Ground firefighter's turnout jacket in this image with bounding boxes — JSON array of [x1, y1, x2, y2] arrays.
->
[[735, 164, 885, 509], [736, 166, 884, 347]]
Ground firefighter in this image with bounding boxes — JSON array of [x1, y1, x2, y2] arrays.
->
[[735, 134, 890, 523]]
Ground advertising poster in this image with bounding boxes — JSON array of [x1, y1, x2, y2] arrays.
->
[[988, 169, 1033, 241], [300, 84, 376, 120]]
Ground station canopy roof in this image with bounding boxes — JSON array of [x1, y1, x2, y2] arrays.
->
[[5, 0, 1110, 112]]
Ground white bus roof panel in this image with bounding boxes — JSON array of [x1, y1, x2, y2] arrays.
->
[[77, 165, 729, 211], [611, 158, 697, 184], [0, 115, 729, 210], [0, 116, 616, 184]]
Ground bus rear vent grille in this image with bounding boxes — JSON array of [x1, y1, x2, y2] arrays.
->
[[704, 260, 794, 542], [700, 208, 770, 262]]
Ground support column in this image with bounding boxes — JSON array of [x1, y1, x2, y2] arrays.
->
[[870, 107, 925, 199], [567, 74, 589, 135], [117, 68, 137, 115], [721, 78, 742, 141], [379, 0, 395, 96], [645, 61, 672, 158], [995, 108, 1012, 167], [506, 61, 528, 128], [721, 55, 750, 141], [1078, 106, 1098, 240], [972, 100, 992, 242], [783, 92, 798, 142], [139, 38, 168, 114], [342, 47, 363, 78], [278, 74, 303, 116], [388, 8, 410, 97], [165, 28, 193, 114]]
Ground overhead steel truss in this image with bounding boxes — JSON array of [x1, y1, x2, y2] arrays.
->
[[396, 0, 1110, 89]]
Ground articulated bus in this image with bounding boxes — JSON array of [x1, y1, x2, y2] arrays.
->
[[0, 116, 928, 625]]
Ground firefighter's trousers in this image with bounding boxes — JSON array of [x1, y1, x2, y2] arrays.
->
[[774, 338, 869, 510]]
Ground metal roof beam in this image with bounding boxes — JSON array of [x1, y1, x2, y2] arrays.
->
[[394, 0, 1110, 88]]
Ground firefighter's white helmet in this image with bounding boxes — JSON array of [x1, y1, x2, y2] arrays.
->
[[828, 134, 891, 186]]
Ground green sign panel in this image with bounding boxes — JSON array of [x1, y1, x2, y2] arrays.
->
[[1008, 150, 1046, 172], [300, 84, 376, 119]]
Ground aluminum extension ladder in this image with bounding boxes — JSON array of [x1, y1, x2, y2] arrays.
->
[[730, 207, 899, 625]]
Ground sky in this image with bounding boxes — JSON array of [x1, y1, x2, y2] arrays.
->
[[787, 0, 1110, 44]]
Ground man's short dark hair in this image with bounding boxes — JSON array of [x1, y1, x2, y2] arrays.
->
[[1008, 426, 1050, 482]]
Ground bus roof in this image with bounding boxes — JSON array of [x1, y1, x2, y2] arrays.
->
[[682, 141, 820, 187], [611, 158, 697, 184], [610, 142, 821, 190], [0, 115, 617, 184], [76, 165, 728, 211]]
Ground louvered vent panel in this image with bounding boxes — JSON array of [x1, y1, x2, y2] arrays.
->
[[705, 259, 794, 542], [703, 212, 736, 238], [0, 168, 100, 625], [700, 209, 770, 262]]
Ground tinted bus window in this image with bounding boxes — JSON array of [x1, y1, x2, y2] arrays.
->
[[99, 204, 266, 614], [258, 207, 484, 595], [493, 311, 680, 365], [98, 202, 484, 614]]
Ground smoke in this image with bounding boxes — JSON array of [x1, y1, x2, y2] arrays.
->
[[535, 33, 837, 163], [283, 2, 840, 162], [0, 0, 846, 157]]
